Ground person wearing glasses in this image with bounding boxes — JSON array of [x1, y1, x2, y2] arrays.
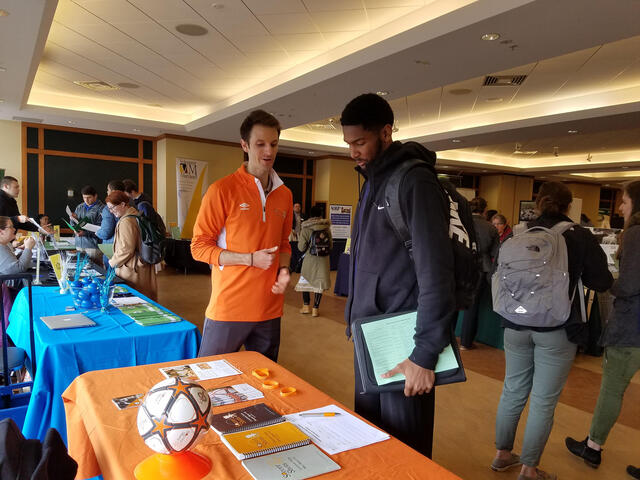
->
[[492, 214, 513, 244], [104, 191, 157, 301]]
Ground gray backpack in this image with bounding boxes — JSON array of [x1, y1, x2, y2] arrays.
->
[[492, 221, 585, 327]]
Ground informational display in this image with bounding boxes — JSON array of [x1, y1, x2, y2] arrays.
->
[[176, 158, 208, 239], [329, 204, 352, 239]]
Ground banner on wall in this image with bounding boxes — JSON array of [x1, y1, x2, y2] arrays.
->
[[329, 204, 352, 239], [176, 158, 208, 239]]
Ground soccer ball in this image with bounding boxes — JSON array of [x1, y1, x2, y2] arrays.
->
[[137, 377, 212, 454]]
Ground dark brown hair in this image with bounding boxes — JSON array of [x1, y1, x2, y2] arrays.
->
[[240, 110, 281, 142], [0, 216, 12, 229], [105, 191, 130, 206], [536, 181, 572, 216], [493, 214, 508, 225], [123, 179, 138, 193], [623, 180, 640, 218], [470, 197, 487, 214], [0, 176, 18, 189]]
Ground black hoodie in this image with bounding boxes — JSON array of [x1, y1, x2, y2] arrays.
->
[[346, 141, 456, 370]]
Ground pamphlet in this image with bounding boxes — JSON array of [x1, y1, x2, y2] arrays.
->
[[112, 393, 144, 410], [286, 405, 389, 455], [159, 359, 241, 381], [118, 303, 181, 326], [207, 383, 264, 408], [242, 444, 341, 480]]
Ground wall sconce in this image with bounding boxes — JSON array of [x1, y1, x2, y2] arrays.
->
[[67, 189, 74, 197]]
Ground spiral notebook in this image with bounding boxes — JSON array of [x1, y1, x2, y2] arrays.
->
[[220, 421, 310, 460], [210, 403, 283, 434]]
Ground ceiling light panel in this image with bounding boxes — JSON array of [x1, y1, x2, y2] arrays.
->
[[257, 13, 319, 35], [272, 33, 326, 52], [303, 0, 364, 12], [405, 87, 441, 126], [310, 10, 369, 32], [184, 0, 268, 37], [240, 0, 307, 15]]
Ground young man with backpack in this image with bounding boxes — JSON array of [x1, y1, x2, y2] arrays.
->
[[122, 179, 167, 238], [490, 182, 612, 480], [340, 93, 456, 458]]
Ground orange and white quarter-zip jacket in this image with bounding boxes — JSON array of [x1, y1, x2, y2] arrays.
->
[[191, 164, 293, 322]]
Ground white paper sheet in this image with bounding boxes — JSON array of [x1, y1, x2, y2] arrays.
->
[[65, 206, 78, 224], [286, 404, 389, 454], [159, 359, 241, 381], [81, 223, 100, 233]]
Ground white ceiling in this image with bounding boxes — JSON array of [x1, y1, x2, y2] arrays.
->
[[1, 0, 640, 183]]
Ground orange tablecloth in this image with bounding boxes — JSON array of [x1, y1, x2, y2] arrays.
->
[[63, 351, 462, 480]]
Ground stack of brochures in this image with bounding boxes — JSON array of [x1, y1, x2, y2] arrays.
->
[[214, 403, 342, 479]]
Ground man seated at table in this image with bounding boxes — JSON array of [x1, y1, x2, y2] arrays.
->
[[191, 110, 293, 362]]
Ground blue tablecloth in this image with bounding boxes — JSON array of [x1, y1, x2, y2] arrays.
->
[[7, 286, 200, 444]]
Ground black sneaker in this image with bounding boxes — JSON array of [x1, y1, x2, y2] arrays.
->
[[565, 436, 601, 468], [628, 465, 640, 479]]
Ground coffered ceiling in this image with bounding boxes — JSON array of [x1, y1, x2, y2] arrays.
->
[[1, 0, 640, 184]]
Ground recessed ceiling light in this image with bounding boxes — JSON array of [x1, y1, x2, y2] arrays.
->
[[0, 9, 9, 17], [482, 169, 489, 173], [175, 24, 208, 36], [376, 91, 389, 96], [481, 33, 500, 41], [452, 139, 462, 143], [449, 88, 472, 95], [132, 128, 141, 132], [568, 129, 578, 134], [308, 151, 315, 154], [485, 97, 503, 103], [67, 120, 76, 124]]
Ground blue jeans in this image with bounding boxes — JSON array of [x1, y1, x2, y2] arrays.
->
[[495, 328, 577, 467]]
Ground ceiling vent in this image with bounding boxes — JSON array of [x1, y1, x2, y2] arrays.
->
[[73, 81, 120, 92], [483, 75, 527, 86]]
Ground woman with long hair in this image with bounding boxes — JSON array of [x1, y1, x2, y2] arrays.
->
[[105, 191, 157, 301], [565, 180, 640, 479], [491, 182, 613, 480]]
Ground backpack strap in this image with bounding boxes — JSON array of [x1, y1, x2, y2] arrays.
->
[[384, 158, 435, 260], [551, 221, 588, 323]]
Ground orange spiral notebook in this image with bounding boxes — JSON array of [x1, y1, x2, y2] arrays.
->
[[220, 421, 311, 460]]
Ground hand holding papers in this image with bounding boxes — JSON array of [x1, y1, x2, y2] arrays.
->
[[352, 311, 465, 394]]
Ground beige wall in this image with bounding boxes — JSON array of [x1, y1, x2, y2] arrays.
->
[[566, 182, 601, 224], [314, 157, 359, 221], [479, 174, 533, 225], [157, 137, 244, 225], [0, 120, 23, 206]]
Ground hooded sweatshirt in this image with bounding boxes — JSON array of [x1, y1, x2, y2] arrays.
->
[[346, 141, 456, 370]]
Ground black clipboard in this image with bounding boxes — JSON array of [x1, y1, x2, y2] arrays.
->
[[352, 311, 466, 394]]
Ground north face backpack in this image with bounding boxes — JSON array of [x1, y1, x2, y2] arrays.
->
[[309, 229, 331, 256], [492, 221, 584, 327], [124, 214, 166, 265], [384, 158, 481, 310]]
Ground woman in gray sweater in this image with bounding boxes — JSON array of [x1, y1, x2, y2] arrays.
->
[[0, 216, 35, 275], [565, 180, 640, 479]]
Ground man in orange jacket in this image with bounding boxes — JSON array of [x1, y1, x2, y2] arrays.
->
[[191, 110, 293, 362]]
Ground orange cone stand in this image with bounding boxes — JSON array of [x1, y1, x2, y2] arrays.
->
[[134, 451, 212, 480]]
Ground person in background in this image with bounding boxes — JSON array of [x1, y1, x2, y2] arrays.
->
[[492, 214, 513, 244], [491, 181, 613, 480], [122, 179, 152, 216], [36, 214, 50, 229], [565, 180, 640, 480], [72, 185, 104, 267], [105, 191, 157, 300], [289, 202, 304, 273], [191, 110, 292, 362], [486, 209, 498, 222], [95, 180, 124, 265], [0, 216, 36, 325], [295, 205, 332, 317], [0, 176, 40, 233], [459, 197, 499, 350]]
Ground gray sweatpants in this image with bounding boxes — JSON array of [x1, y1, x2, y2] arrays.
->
[[495, 328, 577, 467]]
